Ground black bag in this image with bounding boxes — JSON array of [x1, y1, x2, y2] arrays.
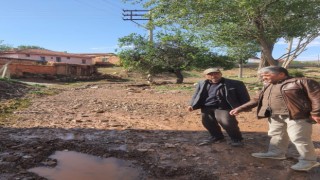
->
[[264, 107, 272, 117]]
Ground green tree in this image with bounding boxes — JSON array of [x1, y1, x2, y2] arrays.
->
[[17, 45, 45, 50], [1, 42, 45, 52], [118, 33, 234, 83], [226, 42, 260, 77], [117, 33, 157, 73], [126, 0, 320, 68], [0, 40, 12, 51]]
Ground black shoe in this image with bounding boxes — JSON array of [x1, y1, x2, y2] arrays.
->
[[230, 139, 243, 147], [198, 137, 225, 146]]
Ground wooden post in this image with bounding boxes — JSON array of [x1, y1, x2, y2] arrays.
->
[[0, 61, 12, 78]]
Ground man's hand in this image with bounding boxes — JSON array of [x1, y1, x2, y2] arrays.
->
[[229, 108, 240, 116], [311, 116, 320, 124], [187, 106, 193, 112]]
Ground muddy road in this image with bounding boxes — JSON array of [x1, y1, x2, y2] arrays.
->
[[0, 80, 319, 179]]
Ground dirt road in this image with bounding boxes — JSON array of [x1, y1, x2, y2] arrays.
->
[[0, 80, 319, 179]]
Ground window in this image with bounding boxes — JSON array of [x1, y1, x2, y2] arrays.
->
[[82, 59, 86, 64], [56, 57, 61, 62], [67, 57, 70, 59], [40, 56, 46, 61], [102, 57, 108, 62], [26, 54, 30, 57]]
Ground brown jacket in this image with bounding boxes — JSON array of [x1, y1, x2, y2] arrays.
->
[[237, 77, 320, 120]]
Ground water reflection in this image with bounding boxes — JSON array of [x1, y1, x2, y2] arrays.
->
[[29, 151, 141, 180]]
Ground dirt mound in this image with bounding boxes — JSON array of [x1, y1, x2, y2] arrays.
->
[[0, 80, 33, 100]]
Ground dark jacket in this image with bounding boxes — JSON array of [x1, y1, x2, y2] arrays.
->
[[189, 78, 250, 110], [238, 77, 320, 119]]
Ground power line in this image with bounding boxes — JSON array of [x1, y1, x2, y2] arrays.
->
[[122, 9, 153, 42], [99, 0, 123, 11], [122, 9, 150, 21]]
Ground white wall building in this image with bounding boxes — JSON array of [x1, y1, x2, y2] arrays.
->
[[0, 49, 94, 65]]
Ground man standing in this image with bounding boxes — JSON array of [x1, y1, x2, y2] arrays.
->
[[188, 67, 250, 147], [230, 66, 320, 171]]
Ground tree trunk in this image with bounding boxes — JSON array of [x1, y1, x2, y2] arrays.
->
[[174, 69, 184, 84], [258, 47, 279, 70], [238, 60, 243, 78], [147, 74, 154, 84], [257, 33, 277, 68], [258, 52, 269, 69]]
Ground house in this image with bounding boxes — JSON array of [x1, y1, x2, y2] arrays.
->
[[0, 49, 94, 65], [0, 49, 98, 78], [247, 57, 261, 64], [78, 53, 120, 66], [0, 57, 97, 78]]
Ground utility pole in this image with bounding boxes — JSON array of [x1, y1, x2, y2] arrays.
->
[[122, 9, 155, 84], [122, 9, 153, 43]]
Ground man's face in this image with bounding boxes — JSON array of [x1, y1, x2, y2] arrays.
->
[[260, 72, 285, 84], [205, 72, 222, 83]]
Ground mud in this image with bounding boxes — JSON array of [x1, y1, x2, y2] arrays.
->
[[0, 79, 319, 180]]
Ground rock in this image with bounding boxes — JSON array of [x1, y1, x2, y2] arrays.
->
[[164, 143, 175, 148], [3, 155, 20, 162], [22, 155, 32, 159]]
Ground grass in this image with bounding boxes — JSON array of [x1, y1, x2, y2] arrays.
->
[[0, 79, 60, 125], [0, 98, 31, 125], [182, 70, 202, 78], [0, 77, 21, 83], [29, 89, 57, 96], [96, 66, 320, 90], [97, 66, 124, 74]]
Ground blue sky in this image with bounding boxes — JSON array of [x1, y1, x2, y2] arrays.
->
[[1, 0, 319, 61]]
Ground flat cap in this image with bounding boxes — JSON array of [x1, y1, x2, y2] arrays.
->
[[203, 68, 221, 74]]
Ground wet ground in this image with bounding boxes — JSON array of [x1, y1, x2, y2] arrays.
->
[[0, 79, 320, 180], [29, 151, 142, 180]]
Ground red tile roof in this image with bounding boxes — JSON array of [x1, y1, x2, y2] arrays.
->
[[0, 49, 91, 58]]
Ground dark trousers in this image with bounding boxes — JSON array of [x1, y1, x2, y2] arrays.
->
[[201, 107, 243, 141]]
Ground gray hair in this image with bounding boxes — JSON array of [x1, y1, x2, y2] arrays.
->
[[258, 66, 289, 76]]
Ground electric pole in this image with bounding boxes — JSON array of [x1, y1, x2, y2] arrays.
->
[[122, 9, 155, 84], [122, 9, 153, 43]]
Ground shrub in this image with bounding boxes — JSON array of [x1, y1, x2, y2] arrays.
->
[[288, 69, 304, 77]]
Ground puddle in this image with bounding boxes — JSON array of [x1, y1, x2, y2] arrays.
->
[[29, 151, 142, 180]]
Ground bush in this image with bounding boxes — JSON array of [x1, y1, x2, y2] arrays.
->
[[288, 69, 304, 77]]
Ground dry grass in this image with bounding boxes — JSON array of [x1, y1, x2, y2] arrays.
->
[[97, 66, 320, 84]]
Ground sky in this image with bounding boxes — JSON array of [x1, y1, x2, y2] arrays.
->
[[0, 0, 319, 61]]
